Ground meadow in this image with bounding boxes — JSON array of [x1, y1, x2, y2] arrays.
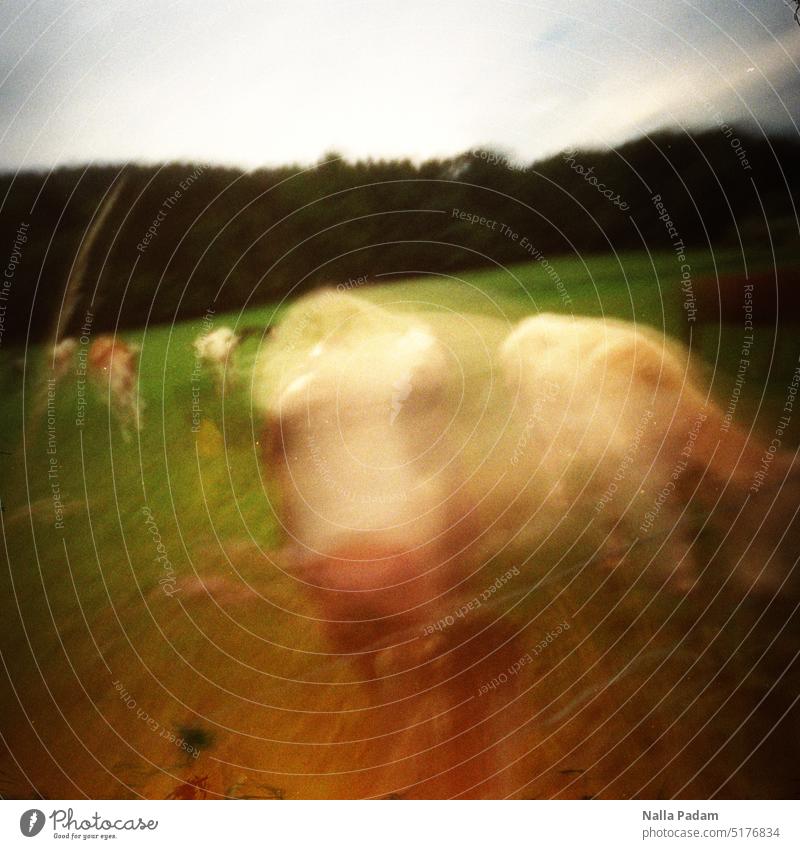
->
[[1, 248, 798, 799]]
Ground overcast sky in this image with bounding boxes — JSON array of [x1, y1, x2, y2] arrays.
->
[[1, 0, 798, 171]]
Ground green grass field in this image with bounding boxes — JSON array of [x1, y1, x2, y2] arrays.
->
[[2, 249, 799, 799]]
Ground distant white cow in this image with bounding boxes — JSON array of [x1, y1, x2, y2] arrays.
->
[[193, 327, 241, 386], [88, 335, 144, 439]]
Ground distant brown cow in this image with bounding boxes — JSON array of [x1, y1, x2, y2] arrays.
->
[[88, 335, 144, 439]]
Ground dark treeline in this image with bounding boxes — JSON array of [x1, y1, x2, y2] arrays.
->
[[0, 128, 798, 344]]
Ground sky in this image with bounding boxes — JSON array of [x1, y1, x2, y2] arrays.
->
[[0, 0, 798, 171]]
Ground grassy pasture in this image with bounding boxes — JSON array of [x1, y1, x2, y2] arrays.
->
[[1, 249, 799, 799]]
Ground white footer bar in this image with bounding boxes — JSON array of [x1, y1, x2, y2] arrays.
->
[[2, 800, 796, 848]]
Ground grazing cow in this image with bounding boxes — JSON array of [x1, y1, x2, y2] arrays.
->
[[88, 335, 144, 438], [193, 327, 241, 386], [51, 337, 78, 380], [499, 312, 797, 593]]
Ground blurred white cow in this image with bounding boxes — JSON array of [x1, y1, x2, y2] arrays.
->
[[500, 312, 797, 593], [88, 334, 144, 439], [256, 293, 459, 660], [501, 315, 729, 589]]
